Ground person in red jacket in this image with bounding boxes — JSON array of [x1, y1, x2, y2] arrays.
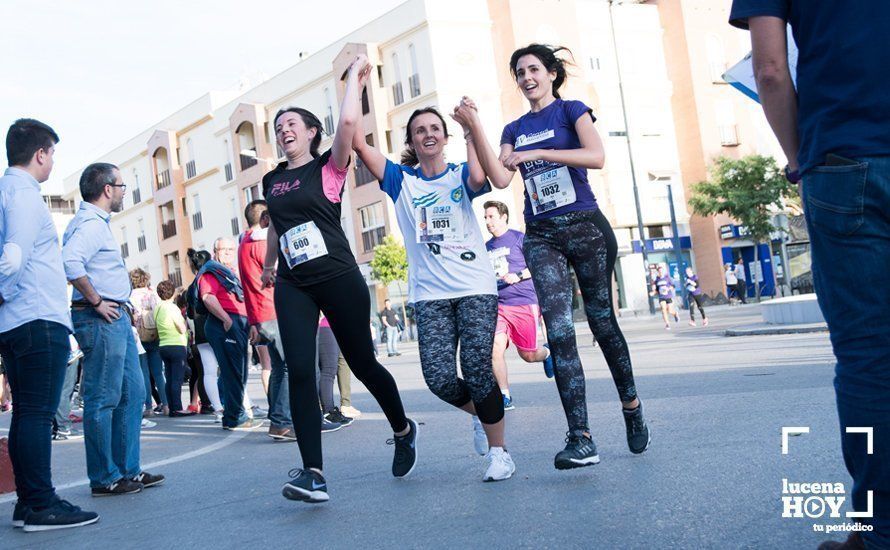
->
[[238, 201, 294, 440]]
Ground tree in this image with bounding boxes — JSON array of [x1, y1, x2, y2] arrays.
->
[[370, 235, 409, 330], [688, 155, 796, 301]]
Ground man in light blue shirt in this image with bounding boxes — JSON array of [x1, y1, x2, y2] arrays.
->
[[62, 162, 164, 497], [0, 118, 98, 532]]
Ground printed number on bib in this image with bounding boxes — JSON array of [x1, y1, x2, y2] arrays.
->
[[279, 221, 328, 269], [488, 247, 510, 278], [524, 164, 576, 215], [416, 204, 463, 243]]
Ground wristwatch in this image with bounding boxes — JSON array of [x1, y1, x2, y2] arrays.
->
[[515, 271, 525, 280], [784, 165, 801, 184]]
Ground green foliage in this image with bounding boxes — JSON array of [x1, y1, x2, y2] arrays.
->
[[370, 235, 407, 286], [689, 155, 795, 244]]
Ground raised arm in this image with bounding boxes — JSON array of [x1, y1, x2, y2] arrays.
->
[[749, 16, 799, 171], [351, 85, 388, 182], [330, 54, 372, 170], [452, 98, 514, 189], [503, 114, 604, 171]]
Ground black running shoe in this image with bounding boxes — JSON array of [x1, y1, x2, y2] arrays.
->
[[554, 432, 600, 470], [281, 469, 329, 503], [91, 478, 143, 497], [22, 500, 99, 532], [623, 403, 651, 454], [12, 500, 30, 528], [389, 418, 418, 478], [324, 408, 354, 427], [130, 471, 165, 488]]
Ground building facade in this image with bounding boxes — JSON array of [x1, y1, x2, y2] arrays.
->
[[62, 0, 785, 312]]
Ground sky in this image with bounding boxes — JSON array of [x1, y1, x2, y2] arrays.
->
[[0, 0, 407, 194]]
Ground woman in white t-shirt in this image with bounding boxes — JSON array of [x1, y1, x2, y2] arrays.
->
[[352, 101, 515, 482]]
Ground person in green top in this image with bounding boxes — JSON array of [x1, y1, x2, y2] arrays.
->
[[154, 280, 193, 417]]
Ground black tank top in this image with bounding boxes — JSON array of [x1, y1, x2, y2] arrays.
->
[[263, 150, 356, 286]]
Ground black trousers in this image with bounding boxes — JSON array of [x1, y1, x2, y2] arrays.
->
[[159, 345, 188, 413]]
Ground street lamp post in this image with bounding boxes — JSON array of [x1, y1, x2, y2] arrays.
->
[[607, 0, 655, 314], [666, 181, 688, 305]]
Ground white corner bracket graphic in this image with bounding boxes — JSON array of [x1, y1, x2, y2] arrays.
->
[[782, 426, 810, 455], [846, 427, 874, 455]]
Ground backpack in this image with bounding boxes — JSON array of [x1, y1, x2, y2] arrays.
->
[[186, 278, 208, 319], [136, 290, 159, 342]]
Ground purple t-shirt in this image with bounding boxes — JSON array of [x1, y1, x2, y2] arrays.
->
[[685, 274, 702, 296], [655, 275, 675, 299], [500, 99, 598, 222], [485, 229, 538, 306]]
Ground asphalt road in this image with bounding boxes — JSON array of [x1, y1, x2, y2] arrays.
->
[[0, 304, 851, 549]]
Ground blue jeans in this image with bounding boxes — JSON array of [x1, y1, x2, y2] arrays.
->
[[73, 308, 144, 487], [141, 339, 166, 408], [386, 326, 399, 355], [803, 155, 890, 547], [53, 355, 80, 433], [0, 320, 69, 508], [257, 320, 292, 429], [205, 314, 249, 428]]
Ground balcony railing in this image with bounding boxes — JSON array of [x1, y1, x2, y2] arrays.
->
[[132, 188, 141, 205], [230, 217, 240, 236], [224, 163, 233, 182], [120, 242, 129, 259], [161, 220, 177, 239], [156, 169, 171, 189], [362, 226, 386, 252], [169, 270, 182, 289], [240, 151, 258, 171], [409, 74, 421, 98], [192, 211, 203, 231], [185, 160, 197, 179], [392, 82, 404, 106], [137, 235, 147, 252]]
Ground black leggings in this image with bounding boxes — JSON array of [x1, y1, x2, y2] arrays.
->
[[415, 295, 503, 425], [688, 294, 706, 321], [188, 345, 209, 406], [274, 268, 408, 470], [159, 345, 188, 413], [524, 209, 638, 435]]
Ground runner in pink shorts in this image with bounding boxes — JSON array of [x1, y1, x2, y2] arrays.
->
[[484, 201, 554, 411]]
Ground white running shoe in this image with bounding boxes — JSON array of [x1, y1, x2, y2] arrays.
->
[[483, 447, 515, 482], [141, 418, 157, 429], [472, 416, 487, 456]]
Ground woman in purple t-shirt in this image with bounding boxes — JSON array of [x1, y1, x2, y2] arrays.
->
[[457, 44, 650, 471]]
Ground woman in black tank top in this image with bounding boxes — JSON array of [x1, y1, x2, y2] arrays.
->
[[260, 54, 416, 504]]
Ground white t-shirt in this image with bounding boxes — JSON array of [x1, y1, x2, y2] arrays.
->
[[379, 160, 497, 303]]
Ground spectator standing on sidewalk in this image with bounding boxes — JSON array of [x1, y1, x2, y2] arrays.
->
[[154, 280, 192, 417], [733, 257, 748, 304], [731, 2, 890, 547], [380, 299, 401, 357], [0, 118, 99, 530], [129, 268, 168, 416], [238, 200, 294, 440], [62, 162, 164, 497]]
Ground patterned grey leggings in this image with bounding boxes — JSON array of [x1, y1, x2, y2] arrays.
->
[[414, 294, 504, 424], [524, 209, 638, 435]]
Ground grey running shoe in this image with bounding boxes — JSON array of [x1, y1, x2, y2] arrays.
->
[[390, 418, 418, 478], [554, 432, 600, 470], [282, 469, 329, 503], [623, 403, 651, 454]]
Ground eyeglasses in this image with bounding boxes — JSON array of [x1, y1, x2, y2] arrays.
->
[[107, 183, 127, 191]]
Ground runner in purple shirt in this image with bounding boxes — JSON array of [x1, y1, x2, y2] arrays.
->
[[483, 201, 554, 413], [684, 266, 708, 327], [650, 264, 679, 330]]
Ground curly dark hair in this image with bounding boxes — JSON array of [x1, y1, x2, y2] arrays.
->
[[156, 280, 176, 300]]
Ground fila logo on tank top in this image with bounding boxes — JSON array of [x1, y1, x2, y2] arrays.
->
[[380, 160, 497, 303]]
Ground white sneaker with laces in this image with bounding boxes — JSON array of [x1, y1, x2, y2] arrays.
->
[[472, 416, 487, 456], [483, 447, 515, 482], [141, 418, 157, 429]]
